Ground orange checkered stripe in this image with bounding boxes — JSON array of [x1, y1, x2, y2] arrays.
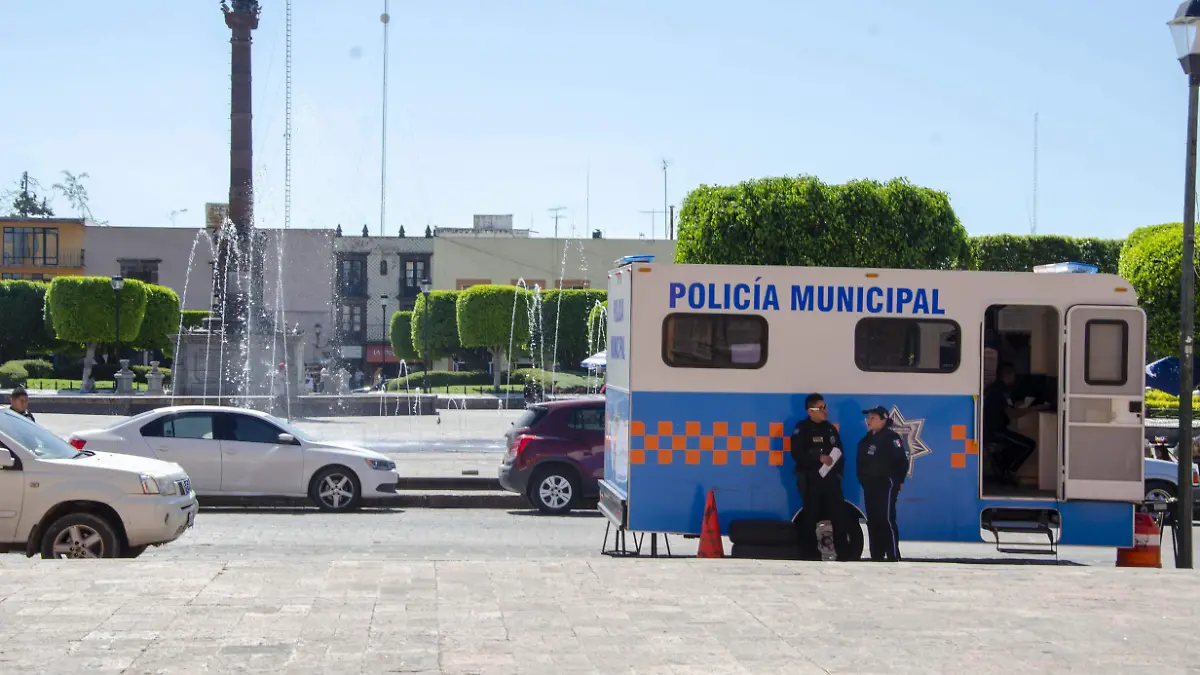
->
[[628, 420, 831, 467], [949, 424, 976, 468]]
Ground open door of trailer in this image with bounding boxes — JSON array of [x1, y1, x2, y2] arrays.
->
[[1061, 305, 1146, 502]]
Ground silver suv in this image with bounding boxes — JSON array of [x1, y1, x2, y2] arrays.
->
[[0, 409, 197, 559]]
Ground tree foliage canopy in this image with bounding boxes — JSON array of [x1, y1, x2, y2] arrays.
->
[[0, 280, 56, 354], [389, 311, 418, 361], [46, 276, 148, 344], [674, 176, 968, 269], [538, 289, 607, 368], [1118, 224, 1190, 360], [411, 290, 462, 359], [456, 285, 531, 350], [967, 234, 1123, 273], [134, 285, 181, 352]]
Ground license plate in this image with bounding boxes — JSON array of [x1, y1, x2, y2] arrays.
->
[[186, 510, 196, 528]]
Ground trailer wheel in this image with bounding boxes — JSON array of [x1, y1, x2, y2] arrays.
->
[[729, 519, 797, 547], [730, 543, 801, 560]]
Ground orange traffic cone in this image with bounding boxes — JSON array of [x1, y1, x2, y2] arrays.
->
[[1116, 513, 1162, 568], [697, 489, 724, 558]]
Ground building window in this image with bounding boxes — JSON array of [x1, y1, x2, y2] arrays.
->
[[119, 259, 160, 285], [339, 303, 366, 341], [404, 258, 427, 289], [662, 313, 768, 369], [1, 272, 50, 281], [337, 255, 367, 297], [512, 279, 547, 290], [380, 259, 388, 276], [2, 227, 58, 266], [1084, 319, 1128, 386], [854, 318, 960, 373]]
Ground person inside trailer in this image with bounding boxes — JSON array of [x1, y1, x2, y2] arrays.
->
[[983, 362, 1049, 486]]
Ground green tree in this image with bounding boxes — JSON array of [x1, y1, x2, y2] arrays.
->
[[1125, 222, 1179, 251], [587, 300, 607, 354], [134, 285, 182, 353], [1117, 224, 1190, 360], [46, 276, 148, 382], [674, 176, 968, 269], [0, 280, 56, 358], [966, 235, 1123, 273], [5, 171, 55, 217], [52, 170, 105, 223], [538, 289, 607, 369], [389, 311, 419, 360], [411, 290, 461, 361], [456, 284, 532, 388]]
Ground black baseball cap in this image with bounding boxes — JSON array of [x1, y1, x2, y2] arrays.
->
[[862, 406, 889, 419]]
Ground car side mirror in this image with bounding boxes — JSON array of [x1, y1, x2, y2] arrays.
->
[[0, 449, 15, 470], [278, 433, 297, 445]]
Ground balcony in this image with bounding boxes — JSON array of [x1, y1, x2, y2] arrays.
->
[[1, 249, 85, 268]]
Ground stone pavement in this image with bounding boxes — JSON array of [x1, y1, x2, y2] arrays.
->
[[0, 557, 1196, 674]]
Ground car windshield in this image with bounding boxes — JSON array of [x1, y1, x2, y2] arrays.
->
[[270, 416, 314, 443], [0, 410, 81, 460]]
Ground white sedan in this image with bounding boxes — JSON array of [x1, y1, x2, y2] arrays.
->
[[67, 406, 400, 512]]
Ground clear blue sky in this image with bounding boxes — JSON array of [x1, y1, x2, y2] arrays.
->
[[0, 1, 1189, 241]]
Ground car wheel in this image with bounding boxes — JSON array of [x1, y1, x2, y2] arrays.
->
[[528, 466, 579, 515], [40, 513, 121, 560], [310, 466, 363, 512], [1145, 479, 1176, 503]]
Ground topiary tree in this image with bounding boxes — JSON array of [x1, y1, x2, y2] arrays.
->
[[389, 310, 418, 361], [456, 284, 531, 389], [0, 280, 56, 358], [675, 176, 969, 269], [967, 234, 1123, 273], [134, 284, 182, 354], [1118, 223, 1190, 361], [46, 276, 148, 383], [539, 288, 607, 369], [1125, 222, 1180, 252], [181, 310, 210, 330], [587, 300, 607, 355], [411, 290, 462, 362]]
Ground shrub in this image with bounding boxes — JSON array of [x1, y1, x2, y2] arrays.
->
[[135, 285, 182, 352], [7, 359, 53, 379], [457, 284, 532, 388], [538, 289, 607, 369], [181, 310, 209, 330], [130, 365, 172, 385], [411, 290, 461, 359], [1118, 224, 1190, 360], [389, 311, 418, 361], [511, 368, 596, 394], [0, 280, 56, 354], [385, 370, 492, 391], [0, 362, 28, 388], [675, 176, 969, 270], [966, 235, 1123, 273]]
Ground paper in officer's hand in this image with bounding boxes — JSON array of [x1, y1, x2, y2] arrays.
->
[[818, 447, 842, 478]]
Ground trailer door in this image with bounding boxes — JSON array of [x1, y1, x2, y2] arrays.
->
[[1061, 305, 1146, 502]]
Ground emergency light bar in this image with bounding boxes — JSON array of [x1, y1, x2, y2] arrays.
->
[[615, 255, 656, 266], [1032, 262, 1099, 274]]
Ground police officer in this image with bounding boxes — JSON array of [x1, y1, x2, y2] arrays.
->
[[856, 406, 909, 562], [790, 393, 853, 561]]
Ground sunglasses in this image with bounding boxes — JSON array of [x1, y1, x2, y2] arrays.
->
[[808, 406, 827, 412]]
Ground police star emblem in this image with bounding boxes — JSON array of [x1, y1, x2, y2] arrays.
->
[[888, 406, 932, 477]]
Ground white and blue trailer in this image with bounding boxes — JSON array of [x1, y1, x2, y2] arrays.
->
[[599, 257, 1147, 555]]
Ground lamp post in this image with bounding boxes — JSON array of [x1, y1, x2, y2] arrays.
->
[[314, 323, 322, 349], [1169, 0, 1200, 569], [380, 294, 389, 379], [110, 276, 124, 361], [420, 278, 432, 391]]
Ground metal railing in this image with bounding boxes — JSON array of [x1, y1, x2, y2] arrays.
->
[[1, 249, 84, 268]]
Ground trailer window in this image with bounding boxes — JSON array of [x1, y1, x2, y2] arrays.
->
[[854, 318, 960, 373], [662, 313, 768, 369], [1083, 319, 1128, 386]]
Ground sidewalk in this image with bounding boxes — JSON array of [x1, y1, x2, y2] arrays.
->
[[0, 557, 1194, 674]]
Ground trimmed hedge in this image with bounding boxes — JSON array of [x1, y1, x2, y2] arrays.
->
[[130, 365, 172, 385], [0, 280, 56, 354], [6, 359, 52, 379], [1118, 224, 1190, 360], [389, 311, 418, 361], [182, 310, 209, 330], [0, 362, 28, 388], [411, 290, 462, 359], [966, 234, 1123, 273], [511, 368, 595, 394], [456, 285, 532, 350], [538, 289, 608, 369], [385, 370, 492, 391], [46, 276, 148, 343], [135, 285, 182, 352]]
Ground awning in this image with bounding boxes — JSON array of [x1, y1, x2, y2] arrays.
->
[[581, 352, 606, 370]]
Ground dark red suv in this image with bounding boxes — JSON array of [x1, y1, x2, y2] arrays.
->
[[498, 399, 605, 514]]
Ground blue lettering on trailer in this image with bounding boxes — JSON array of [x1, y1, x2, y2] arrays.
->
[[668, 282, 945, 315]]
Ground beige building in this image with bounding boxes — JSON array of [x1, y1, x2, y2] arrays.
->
[[432, 234, 676, 292]]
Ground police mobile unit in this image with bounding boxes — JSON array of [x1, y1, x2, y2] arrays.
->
[[598, 257, 1146, 555]]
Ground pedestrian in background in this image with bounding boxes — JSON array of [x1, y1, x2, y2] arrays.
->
[[8, 387, 35, 423], [856, 406, 909, 562]]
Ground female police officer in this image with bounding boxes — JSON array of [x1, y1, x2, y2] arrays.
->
[[856, 406, 909, 562]]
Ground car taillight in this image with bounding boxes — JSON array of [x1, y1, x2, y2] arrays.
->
[[1192, 465, 1198, 487], [513, 435, 536, 455], [68, 437, 86, 450]]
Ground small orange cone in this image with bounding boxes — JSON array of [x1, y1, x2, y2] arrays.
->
[[697, 489, 724, 558], [1116, 513, 1162, 568]]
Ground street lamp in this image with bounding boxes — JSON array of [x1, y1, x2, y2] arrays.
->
[[420, 278, 432, 391], [380, 294, 389, 378], [314, 323, 322, 348], [110, 276, 124, 361], [1170, 1, 1200, 569]]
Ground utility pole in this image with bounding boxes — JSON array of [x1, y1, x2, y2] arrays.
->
[[549, 207, 566, 287], [669, 205, 675, 240], [662, 159, 670, 239], [639, 210, 664, 241], [379, 0, 391, 236]]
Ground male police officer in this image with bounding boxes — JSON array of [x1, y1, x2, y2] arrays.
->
[[856, 406, 909, 561], [790, 393, 853, 561]]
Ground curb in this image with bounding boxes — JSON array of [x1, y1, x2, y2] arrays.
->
[[197, 491, 525, 510]]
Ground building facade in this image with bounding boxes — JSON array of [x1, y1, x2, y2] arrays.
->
[[0, 217, 88, 281]]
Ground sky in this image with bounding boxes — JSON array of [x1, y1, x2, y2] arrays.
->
[[0, 1, 1191, 241]]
